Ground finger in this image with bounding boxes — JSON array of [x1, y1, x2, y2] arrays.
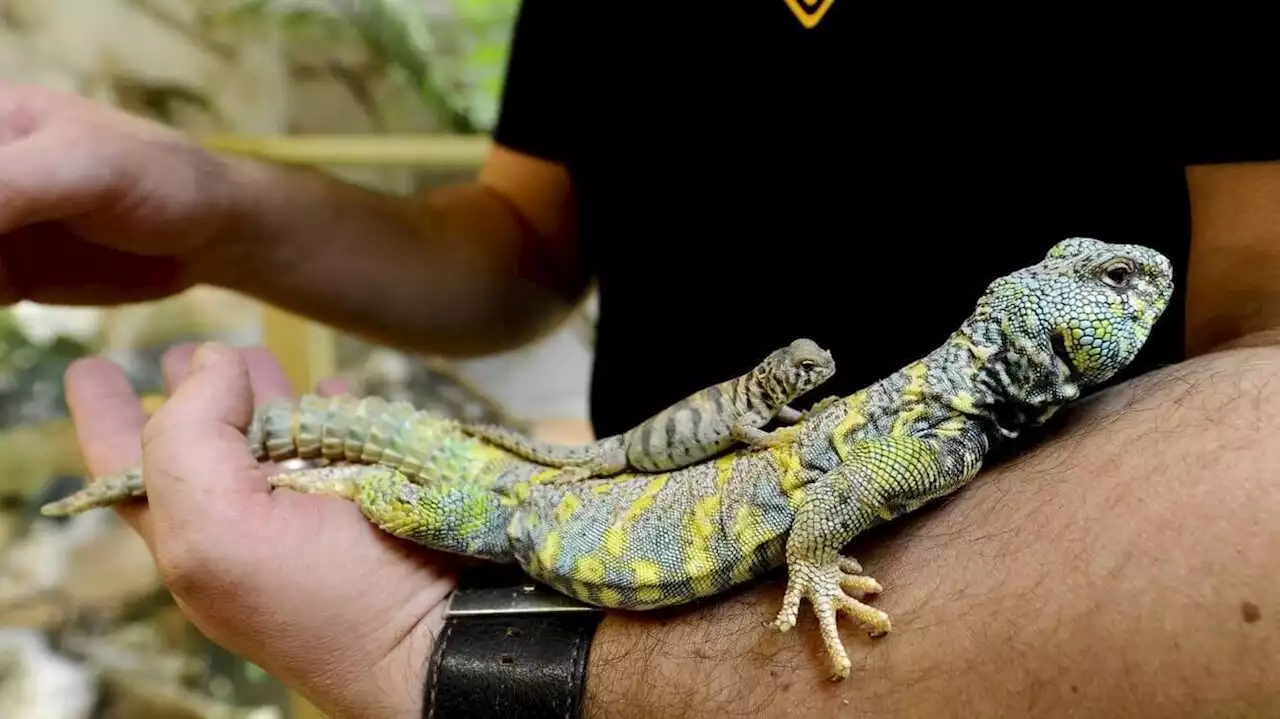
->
[[315, 376, 352, 397], [162, 342, 198, 393], [166, 343, 297, 403], [64, 357, 154, 544], [238, 346, 297, 403], [142, 342, 270, 521]]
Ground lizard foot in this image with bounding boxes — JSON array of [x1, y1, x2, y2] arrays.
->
[[269, 463, 371, 500], [801, 395, 843, 420], [746, 426, 801, 452], [768, 555, 889, 680]]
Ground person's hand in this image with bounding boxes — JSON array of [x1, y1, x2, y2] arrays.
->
[[0, 81, 244, 305], [65, 342, 457, 718]]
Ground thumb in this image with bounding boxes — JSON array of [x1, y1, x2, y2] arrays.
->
[[0, 133, 99, 233], [142, 342, 269, 521]]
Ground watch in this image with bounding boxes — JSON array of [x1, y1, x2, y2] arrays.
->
[[423, 565, 604, 719]]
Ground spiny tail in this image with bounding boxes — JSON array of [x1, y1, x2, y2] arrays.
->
[[38, 465, 145, 515], [40, 394, 487, 517], [460, 422, 611, 467]]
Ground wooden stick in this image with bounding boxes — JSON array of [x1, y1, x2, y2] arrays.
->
[[197, 133, 491, 168]]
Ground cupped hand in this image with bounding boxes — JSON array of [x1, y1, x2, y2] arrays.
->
[[64, 342, 457, 718], [0, 81, 243, 305]]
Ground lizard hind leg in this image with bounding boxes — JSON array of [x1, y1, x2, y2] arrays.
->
[[269, 463, 373, 501], [768, 460, 898, 681], [770, 435, 970, 680], [354, 467, 514, 562]]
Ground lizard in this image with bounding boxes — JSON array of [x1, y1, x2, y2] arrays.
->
[[458, 337, 837, 483], [38, 236, 1174, 681]]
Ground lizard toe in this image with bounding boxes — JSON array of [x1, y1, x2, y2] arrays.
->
[[837, 555, 883, 598], [777, 558, 891, 677]]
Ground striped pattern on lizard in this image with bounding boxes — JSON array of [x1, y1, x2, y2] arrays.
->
[[459, 337, 836, 482], [39, 237, 1174, 681]]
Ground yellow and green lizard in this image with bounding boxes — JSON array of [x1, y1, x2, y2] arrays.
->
[[459, 337, 836, 482], [39, 236, 1174, 680]]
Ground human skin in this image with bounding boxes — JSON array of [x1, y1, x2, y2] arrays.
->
[[65, 343, 458, 718], [0, 81, 585, 357]]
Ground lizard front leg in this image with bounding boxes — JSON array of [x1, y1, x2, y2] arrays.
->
[[764, 396, 844, 434], [732, 411, 798, 450], [775, 406, 804, 424], [770, 434, 982, 680]]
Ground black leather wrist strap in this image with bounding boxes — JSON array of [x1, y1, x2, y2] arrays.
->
[[423, 566, 603, 719]]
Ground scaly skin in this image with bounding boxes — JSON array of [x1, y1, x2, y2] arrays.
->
[[460, 337, 836, 482], [40, 237, 1174, 681]]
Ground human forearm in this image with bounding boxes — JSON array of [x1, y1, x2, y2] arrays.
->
[[191, 153, 586, 357], [583, 345, 1280, 717]]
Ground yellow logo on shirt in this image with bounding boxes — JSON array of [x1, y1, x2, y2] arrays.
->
[[783, 0, 834, 28]]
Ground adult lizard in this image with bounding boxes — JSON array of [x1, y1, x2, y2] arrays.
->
[[40, 236, 1174, 680], [459, 337, 836, 482]]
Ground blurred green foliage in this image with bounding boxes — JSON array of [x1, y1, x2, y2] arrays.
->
[[0, 312, 91, 427], [223, 0, 518, 132]]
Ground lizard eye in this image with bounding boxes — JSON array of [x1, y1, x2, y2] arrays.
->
[[1102, 259, 1135, 288], [799, 360, 816, 370]]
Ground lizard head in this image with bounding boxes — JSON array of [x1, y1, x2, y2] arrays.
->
[[980, 237, 1175, 388], [761, 338, 837, 402]]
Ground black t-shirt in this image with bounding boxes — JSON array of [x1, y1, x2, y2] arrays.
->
[[492, 3, 1280, 437]]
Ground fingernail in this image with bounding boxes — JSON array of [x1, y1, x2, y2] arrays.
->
[[192, 341, 226, 370]]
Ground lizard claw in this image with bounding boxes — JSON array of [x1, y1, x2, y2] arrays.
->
[[768, 554, 889, 680]]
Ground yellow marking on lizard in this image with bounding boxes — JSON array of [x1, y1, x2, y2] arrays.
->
[[598, 588, 622, 606], [766, 426, 802, 445], [511, 481, 533, 502], [714, 454, 735, 488], [535, 530, 561, 572], [619, 474, 669, 526], [574, 555, 606, 583], [952, 335, 995, 364], [554, 492, 582, 524], [457, 490, 495, 539], [934, 416, 969, 438], [727, 505, 771, 583], [891, 362, 931, 436], [631, 559, 661, 585], [951, 391, 976, 413], [831, 391, 871, 464], [730, 504, 764, 546], [635, 586, 664, 604], [686, 493, 722, 596], [777, 446, 808, 507], [602, 524, 627, 557]]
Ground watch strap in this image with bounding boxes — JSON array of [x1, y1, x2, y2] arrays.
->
[[424, 567, 603, 719]]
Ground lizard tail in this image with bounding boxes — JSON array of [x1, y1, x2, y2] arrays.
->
[[459, 423, 604, 467], [39, 393, 496, 516], [39, 465, 144, 517]]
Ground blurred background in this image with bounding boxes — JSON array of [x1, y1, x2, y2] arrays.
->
[[0, 1, 598, 716]]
